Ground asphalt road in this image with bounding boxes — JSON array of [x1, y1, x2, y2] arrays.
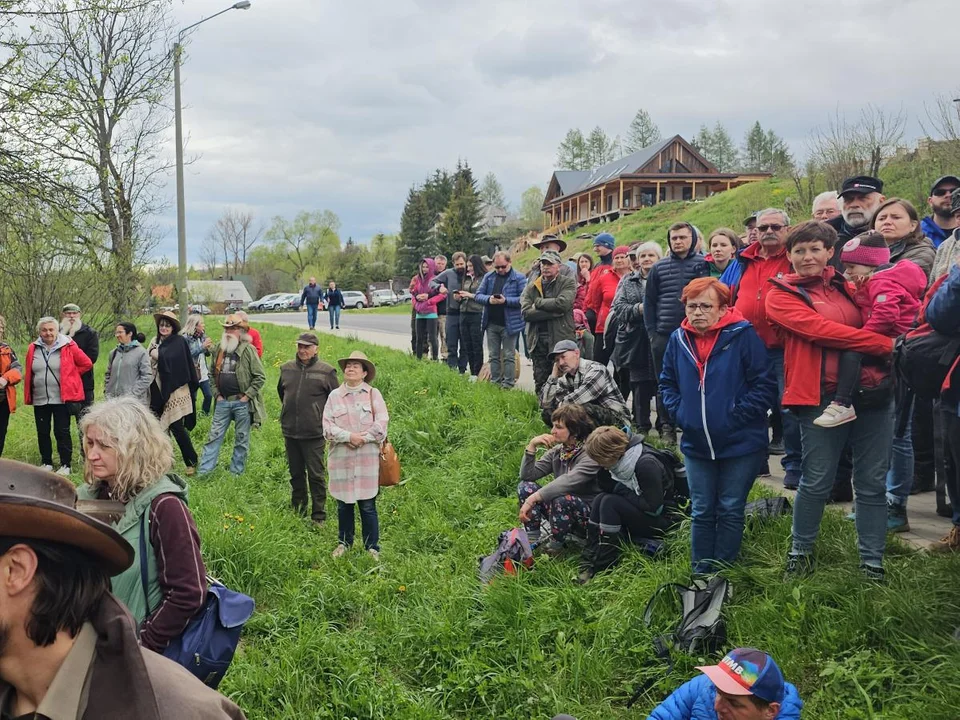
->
[[257, 309, 412, 336]]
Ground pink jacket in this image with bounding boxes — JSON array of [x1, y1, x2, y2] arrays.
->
[[411, 257, 444, 315], [856, 260, 927, 337]]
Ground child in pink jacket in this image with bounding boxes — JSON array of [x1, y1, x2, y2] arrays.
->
[[814, 231, 927, 427]]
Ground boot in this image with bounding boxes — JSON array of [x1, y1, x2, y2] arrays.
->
[[577, 523, 601, 585], [886, 501, 910, 534], [592, 530, 623, 574], [929, 525, 960, 553]]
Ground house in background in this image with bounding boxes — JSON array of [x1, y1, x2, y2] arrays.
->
[[540, 135, 770, 235], [186, 280, 253, 313]]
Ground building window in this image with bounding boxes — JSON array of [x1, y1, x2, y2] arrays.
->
[[682, 185, 693, 201]]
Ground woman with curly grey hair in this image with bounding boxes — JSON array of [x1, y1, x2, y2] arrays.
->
[[77, 396, 207, 654]]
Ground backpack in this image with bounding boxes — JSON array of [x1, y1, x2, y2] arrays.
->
[[626, 576, 732, 708], [744, 496, 791, 521], [643, 443, 690, 503], [894, 274, 960, 402], [139, 515, 255, 689], [478, 527, 534, 583]]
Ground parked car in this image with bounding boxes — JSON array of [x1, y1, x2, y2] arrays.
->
[[188, 304, 211, 315], [279, 294, 303, 311], [396, 289, 412, 303], [341, 290, 369, 309], [370, 289, 398, 307], [248, 293, 284, 312], [266, 293, 299, 311]]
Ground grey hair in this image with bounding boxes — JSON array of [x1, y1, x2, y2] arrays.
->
[[79, 396, 174, 504], [493, 250, 511, 262], [756, 207, 791, 225], [812, 190, 838, 211], [635, 241, 663, 259], [36, 316, 58, 334], [181, 314, 204, 337]]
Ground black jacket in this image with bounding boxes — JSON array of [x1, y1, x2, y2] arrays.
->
[[643, 248, 708, 337], [72, 323, 100, 402], [149, 334, 198, 417], [827, 215, 870, 271]]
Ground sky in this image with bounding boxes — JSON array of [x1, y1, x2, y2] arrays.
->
[[157, 0, 959, 264]]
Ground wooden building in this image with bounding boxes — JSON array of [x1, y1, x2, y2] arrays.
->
[[540, 135, 770, 235]]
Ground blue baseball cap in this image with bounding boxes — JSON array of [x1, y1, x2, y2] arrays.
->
[[696, 648, 786, 704], [593, 233, 615, 250]]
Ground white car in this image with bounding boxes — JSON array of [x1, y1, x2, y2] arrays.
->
[[266, 293, 300, 311], [341, 291, 368, 309], [248, 293, 284, 312], [370, 289, 398, 307]]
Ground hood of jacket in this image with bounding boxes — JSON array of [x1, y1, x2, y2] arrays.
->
[[33, 333, 71, 353], [418, 257, 437, 283], [870, 260, 928, 298], [921, 216, 952, 248]]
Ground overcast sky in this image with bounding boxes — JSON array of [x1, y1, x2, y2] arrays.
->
[[158, 0, 958, 264]]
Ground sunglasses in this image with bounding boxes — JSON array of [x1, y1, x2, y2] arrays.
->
[[494, 264, 508, 270], [932, 188, 958, 197], [757, 224, 784, 233]]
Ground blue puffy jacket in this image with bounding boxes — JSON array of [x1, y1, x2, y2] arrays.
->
[[476, 268, 527, 335], [926, 264, 960, 413], [648, 674, 803, 720], [659, 310, 776, 461], [644, 245, 709, 337], [921, 215, 951, 249]]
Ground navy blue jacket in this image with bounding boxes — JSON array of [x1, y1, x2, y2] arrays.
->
[[659, 314, 776, 460], [648, 674, 803, 720], [921, 216, 951, 249], [644, 247, 709, 337], [324, 288, 344, 307], [926, 264, 960, 413], [300, 283, 324, 307], [476, 269, 527, 335]]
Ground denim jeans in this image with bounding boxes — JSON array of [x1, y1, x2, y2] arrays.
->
[[685, 450, 765, 574], [445, 312, 465, 371], [486, 324, 519, 388], [337, 498, 379, 550], [198, 379, 213, 415], [328, 305, 341, 328], [940, 407, 960, 527], [886, 395, 914, 508], [769, 348, 802, 473], [306, 303, 318, 329], [198, 399, 252, 474], [793, 395, 894, 567]]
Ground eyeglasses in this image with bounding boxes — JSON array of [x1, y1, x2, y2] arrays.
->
[[757, 224, 784, 233], [932, 188, 958, 197], [685, 303, 715, 313], [494, 264, 508, 270]]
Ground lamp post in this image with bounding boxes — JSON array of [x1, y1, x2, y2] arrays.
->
[[175, 0, 251, 323]]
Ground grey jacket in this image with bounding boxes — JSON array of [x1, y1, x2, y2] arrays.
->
[[105, 343, 153, 405], [932, 229, 960, 280], [431, 268, 466, 312], [519, 444, 601, 504], [890, 236, 936, 282], [520, 273, 576, 355]]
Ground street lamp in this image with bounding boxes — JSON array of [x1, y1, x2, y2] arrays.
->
[[174, 1, 251, 323]]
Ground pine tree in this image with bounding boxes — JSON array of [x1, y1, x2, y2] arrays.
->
[[710, 121, 739, 172], [479, 171, 507, 210], [586, 126, 617, 167], [624, 108, 662, 153], [398, 187, 433, 276], [439, 160, 483, 257], [741, 122, 767, 172], [693, 124, 715, 162], [556, 128, 589, 170]]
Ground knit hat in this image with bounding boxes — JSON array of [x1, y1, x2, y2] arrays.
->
[[593, 233, 615, 250], [612, 245, 631, 257], [841, 231, 889, 267]]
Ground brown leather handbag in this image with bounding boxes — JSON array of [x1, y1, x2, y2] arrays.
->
[[379, 441, 400, 486]]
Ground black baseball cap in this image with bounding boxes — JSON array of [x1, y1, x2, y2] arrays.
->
[[951, 188, 960, 215], [838, 175, 883, 199], [930, 175, 960, 196], [743, 212, 758, 227]]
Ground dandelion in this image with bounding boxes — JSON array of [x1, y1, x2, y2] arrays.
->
[[223, 524, 230, 529], [398, 585, 406, 593]]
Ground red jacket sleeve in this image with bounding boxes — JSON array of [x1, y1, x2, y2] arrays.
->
[[765, 288, 893, 357], [140, 494, 207, 653], [249, 329, 263, 357], [71, 342, 94, 374]]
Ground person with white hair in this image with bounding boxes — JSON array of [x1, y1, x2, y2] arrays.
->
[[812, 191, 840, 222], [182, 314, 214, 415]]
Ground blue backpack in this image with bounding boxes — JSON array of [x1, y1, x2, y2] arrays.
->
[[139, 514, 255, 689]]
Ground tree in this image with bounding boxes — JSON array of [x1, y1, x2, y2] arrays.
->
[[693, 122, 738, 172], [206, 209, 263, 277], [556, 128, 589, 170], [264, 210, 340, 281], [370, 233, 398, 277], [738, 122, 793, 175], [586, 126, 617, 167], [808, 106, 905, 188], [438, 160, 483, 257], [1, 0, 177, 321], [624, 109, 662, 153], [479, 172, 507, 210], [519, 185, 545, 228], [397, 187, 433, 276]]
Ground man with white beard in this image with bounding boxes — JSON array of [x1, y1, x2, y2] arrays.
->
[[197, 314, 265, 475], [59, 304, 99, 443], [827, 175, 886, 271]]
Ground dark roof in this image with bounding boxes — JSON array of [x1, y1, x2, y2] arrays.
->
[[570, 137, 674, 195], [553, 170, 591, 196]]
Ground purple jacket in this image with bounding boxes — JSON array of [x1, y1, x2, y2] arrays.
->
[[412, 258, 444, 315]]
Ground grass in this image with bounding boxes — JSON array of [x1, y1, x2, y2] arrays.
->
[[4, 319, 960, 719]]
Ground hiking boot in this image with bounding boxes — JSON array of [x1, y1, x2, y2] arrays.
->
[[783, 469, 801, 491], [859, 563, 886, 583], [575, 568, 595, 585], [910, 474, 934, 495], [887, 502, 910, 534], [661, 429, 678, 447], [929, 525, 960, 553], [783, 553, 814, 579], [543, 540, 565, 557], [937, 502, 954, 519], [813, 402, 857, 428], [768, 439, 785, 455]]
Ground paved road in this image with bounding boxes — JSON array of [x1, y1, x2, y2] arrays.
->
[[262, 309, 411, 336]]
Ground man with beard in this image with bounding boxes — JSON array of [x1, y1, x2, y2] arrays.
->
[[198, 315, 265, 475], [0, 461, 247, 718], [60, 304, 98, 427], [921, 175, 960, 249], [539, 340, 630, 429], [431, 251, 468, 371], [828, 175, 886, 270], [521, 251, 576, 394]]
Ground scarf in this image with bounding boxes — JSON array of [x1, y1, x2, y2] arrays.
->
[[610, 442, 644, 495], [558, 441, 583, 464]]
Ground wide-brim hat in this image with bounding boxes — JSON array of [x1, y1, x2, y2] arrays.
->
[[532, 234, 568, 252], [221, 313, 247, 329], [338, 350, 376, 382], [0, 460, 133, 575], [153, 310, 181, 332]]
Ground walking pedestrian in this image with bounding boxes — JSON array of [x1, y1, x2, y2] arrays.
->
[[324, 281, 345, 330], [299, 276, 324, 330]]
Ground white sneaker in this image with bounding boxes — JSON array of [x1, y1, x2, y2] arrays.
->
[[55, 466, 71, 476], [39, 464, 53, 471], [331, 544, 347, 559], [368, 549, 380, 561], [813, 402, 857, 428]]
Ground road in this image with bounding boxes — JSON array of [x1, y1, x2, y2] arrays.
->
[[262, 309, 412, 337]]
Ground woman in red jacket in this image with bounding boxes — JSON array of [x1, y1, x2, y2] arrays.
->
[[25, 316, 93, 475], [587, 245, 630, 367], [765, 221, 895, 582], [0, 314, 22, 458]]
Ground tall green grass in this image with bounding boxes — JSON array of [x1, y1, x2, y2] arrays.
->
[[4, 320, 959, 718]]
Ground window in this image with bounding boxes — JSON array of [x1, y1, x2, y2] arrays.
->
[[682, 185, 693, 201]]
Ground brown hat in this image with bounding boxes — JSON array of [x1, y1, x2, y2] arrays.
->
[[296, 332, 318, 346], [153, 310, 181, 333], [0, 460, 133, 575], [221, 313, 248, 329], [337, 350, 376, 382]]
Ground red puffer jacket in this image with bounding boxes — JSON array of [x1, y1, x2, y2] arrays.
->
[[765, 267, 894, 407], [585, 265, 621, 333], [25, 337, 94, 405]]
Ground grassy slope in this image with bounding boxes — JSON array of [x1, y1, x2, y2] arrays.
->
[[515, 179, 795, 269], [5, 321, 960, 719]]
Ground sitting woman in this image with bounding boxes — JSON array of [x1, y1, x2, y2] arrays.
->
[[578, 426, 676, 583], [518, 404, 601, 555], [77, 396, 206, 654]]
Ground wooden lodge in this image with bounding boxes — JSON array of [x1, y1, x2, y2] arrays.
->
[[541, 135, 770, 235]]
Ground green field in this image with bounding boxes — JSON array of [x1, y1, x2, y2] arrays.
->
[[5, 321, 960, 719]]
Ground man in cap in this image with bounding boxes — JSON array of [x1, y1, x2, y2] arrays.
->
[[539, 339, 630, 428], [0, 460, 247, 718], [921, 174, 960, 249], [811, 191, 840, 222], [278, 332, 338, 524], [828, 175, 886, 269], [649, 647, 802, 720], [744, 212, 759, 245], [521, 250, 576, 393], [60, 303, 99, 436], [481, 255, 494, 273], [198, 314, 266, 475]]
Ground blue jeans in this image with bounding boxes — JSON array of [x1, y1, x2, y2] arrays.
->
[[486, 324, 519, 388], [306, 303, 318, 329], [769, 348, 802, 473], [887, 395, 914, 508], [198, 399, 252, 475], [685, 450, 765, 574], [445, 313, 465, 372], [198, 379, 213, 415], [337, 498, 379, 551], [793, 395, 894, 567], [328, 305, 341, 328]]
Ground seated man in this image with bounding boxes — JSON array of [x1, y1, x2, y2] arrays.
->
[[539, 339, 631, 428], [649, 648, 802, 720]]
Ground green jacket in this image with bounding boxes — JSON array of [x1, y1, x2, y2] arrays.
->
[[77, 474, 188, 625], [210, 337, 266, 426], [520, 272, 576, 355], [277, 356, 339, 439]]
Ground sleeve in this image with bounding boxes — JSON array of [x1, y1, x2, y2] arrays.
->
[[905, 245, 936, 281], [556, 365, 609, 407], [322, 392, 352, 444], [103, 349, 115, 388], [536, 277, 576, 315], [764, 286, 893, 357], [72, 342, 94, 374], [242, 349, 266, 398], [633, 451, 665, 511], [186, 337, 203, 360], [86, 330, 100, 364], [504, 274, 526, 307], [537, 452, 601, 504], [610, 279, 638, 326], [251, 332, 263, 357], [539, 376, 561, 414], [585, 270, 603, 314], [861, 281, 905, 336], [643, 267, 660, 336], [519, 282, 539, 321], [474, 273, 493, 305], [363, 388, 389, 443], [658, 333, 682, 424], [299, 287, 307, 306], [140, 495, 207, 654], [732, 328, 778, 424], [277, 374, 285, 402], [926, 265, 960, 335], [648, 677, 701, 720], [518, 447, 557, 483], [134, 350, 153, 399]]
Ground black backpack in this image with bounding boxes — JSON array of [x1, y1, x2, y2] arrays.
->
[[894, 274, 960, 402], [643, 444, 690, 502]]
